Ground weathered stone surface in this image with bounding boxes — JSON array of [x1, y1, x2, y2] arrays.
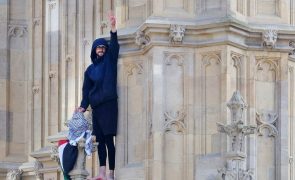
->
[[0, 0, 295, 180]]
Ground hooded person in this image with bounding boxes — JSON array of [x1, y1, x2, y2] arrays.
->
[[77, 13, 119, 180]]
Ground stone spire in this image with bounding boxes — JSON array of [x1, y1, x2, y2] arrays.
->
[[217, 91, 256, 180]]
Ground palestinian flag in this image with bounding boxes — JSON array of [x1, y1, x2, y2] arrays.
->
[[58, 139, 78, 180]]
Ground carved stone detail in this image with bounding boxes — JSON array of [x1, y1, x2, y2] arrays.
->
[[32, 85, 40, 94], [255, 57, 279, 80], [6, 169, 23, 180], [49, 71, 56, 78], [48, 0, 57, 9], [262, 29, 278, 48], [169, 24, 185, 44], [33, 18, 41, 27], [231, 52, 243, 90], [231, 52, 242, 69], [217, 91, 256, 180], [202, 52, 222, 67], [34, 161, 43, 180], [226, 90, 247, 123], [165, 53, 184, 66], [50, 145, 60, 163], [164, 109, 186, 134], [135, 30, 150, 48], [256, 111, 278, 137], [124, 62, 143, 76], [289, 41, 295, 55], [290, 66, 294, 73], [69, 137, 98, 179], [8, 24, 28, 38], [66, 55, 72, 62]]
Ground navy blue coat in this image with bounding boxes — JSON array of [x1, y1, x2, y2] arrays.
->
[[80, 31, 119, 135]]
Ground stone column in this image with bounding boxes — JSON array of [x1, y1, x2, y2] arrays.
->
[[68, 138, 89, 180]]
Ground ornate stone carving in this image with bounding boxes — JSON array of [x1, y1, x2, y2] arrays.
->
[[231, 52, 242, 69], [217, 91, 256, 180], [8, 24, 28, 38], [164, 109, 186, 134], [50, 145, 60, 163], [34, 161, 43, 180], [125, 62, 143, 76], [218, 164, 254, 180], [169, 24, 185, 44], [231, 52, 243, 90], [33, 18, 41, 27], [6, 169, 23, 180], [49, 71, 56, 78], [135, 30, 150, 48], [32, 85, 40, 94], [255, 57, 279, 80], [202, 52, 222, 67], [69, 137, 98, 179], [226, 91, 247, 123], [66, 55, 72, 62], [48, 0, 57, 9], [262, 29, 278, 48], [289, 41, 295, 55], [165, 53, 184, 66], [256, 111, 278, 137]]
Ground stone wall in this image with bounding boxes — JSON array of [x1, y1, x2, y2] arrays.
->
[[1, 0, 295, 180]]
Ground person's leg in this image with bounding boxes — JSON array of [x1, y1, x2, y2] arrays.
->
[[105, 135, 115, 180], [91, 109, 107, 180], [96, 130, 107, 180]]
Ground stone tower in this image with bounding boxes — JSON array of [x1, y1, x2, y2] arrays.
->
[[0, 0, 295, 180]]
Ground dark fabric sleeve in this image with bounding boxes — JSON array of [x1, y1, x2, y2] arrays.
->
[[80, 70, 92, 110], [109, 31, 120, 63]]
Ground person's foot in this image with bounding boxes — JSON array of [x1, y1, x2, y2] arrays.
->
[[107, 170, 115, 180], [87, 176, 106, 180], [88, 166, 106, 180]]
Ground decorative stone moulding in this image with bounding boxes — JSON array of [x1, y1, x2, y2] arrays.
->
[[217, 91, 256, 180], [48, 0, 57, 9], [125, 62, 144, 76], [256, 111, 278, 137], [33, 18, 41, 27], [34, 161, 44, 180], [8, 24, 28, 38], [49, 71, 56, 78], [135, 30, 150, 48], [6, 169, 23, 180], [66, 55, 72, 62], [169, 24, 186, 44], [32, 85, 40, 94], [289, 41, 295, 55], [262, 29, 278, 49], [163, 109, 186, 134], [50, 145, 60, 164]]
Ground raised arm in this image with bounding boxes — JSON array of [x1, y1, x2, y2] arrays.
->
[[108, 12, 120, 60]]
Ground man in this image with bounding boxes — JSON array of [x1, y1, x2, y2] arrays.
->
[[77, 13, 119, 180]]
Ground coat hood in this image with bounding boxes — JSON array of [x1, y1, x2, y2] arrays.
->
[[90, 38, 109, 63]]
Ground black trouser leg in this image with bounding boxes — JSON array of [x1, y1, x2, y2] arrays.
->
[[105, 135, 115, 170], [97, 135, 115, 170], [97, 135, 107, 167]]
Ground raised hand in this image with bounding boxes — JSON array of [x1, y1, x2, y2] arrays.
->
[[108, 11, 116, 32]]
